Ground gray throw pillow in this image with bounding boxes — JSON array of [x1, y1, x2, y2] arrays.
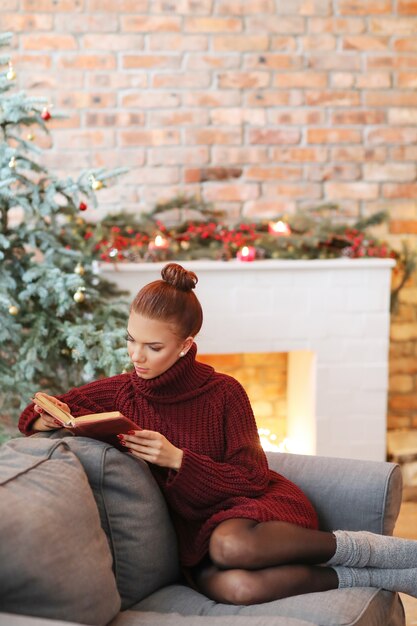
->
[[36, 433, 180, 610], [0, 437, 121, 625]]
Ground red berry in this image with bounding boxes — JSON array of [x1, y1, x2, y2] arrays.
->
[[79, 202, 87, 211], [41, 109, 51, 121]]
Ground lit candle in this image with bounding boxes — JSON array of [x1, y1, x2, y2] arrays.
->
[[237, 245, 256, 262], [268, 220, 291, 236], [149, 234, 169, 250]]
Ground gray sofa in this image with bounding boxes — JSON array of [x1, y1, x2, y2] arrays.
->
[[0, 433, 405, 626]]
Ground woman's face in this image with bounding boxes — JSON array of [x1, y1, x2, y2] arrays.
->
[[126, 311, 192, 380]]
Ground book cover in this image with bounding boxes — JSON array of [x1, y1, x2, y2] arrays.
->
[[32, 392, 139, 450]]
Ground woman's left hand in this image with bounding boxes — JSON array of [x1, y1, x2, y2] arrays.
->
[[120, 430, 183, 471]]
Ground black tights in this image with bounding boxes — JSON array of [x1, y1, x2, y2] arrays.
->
[[194, 518, 338, 605]]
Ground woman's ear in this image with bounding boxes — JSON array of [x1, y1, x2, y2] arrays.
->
[[179, 336, 194, 357]]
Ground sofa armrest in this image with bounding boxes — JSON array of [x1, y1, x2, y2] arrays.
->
[[266, 452, 403, 535]]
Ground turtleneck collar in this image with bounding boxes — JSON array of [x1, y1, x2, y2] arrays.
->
[[130, 343, 215, 403]]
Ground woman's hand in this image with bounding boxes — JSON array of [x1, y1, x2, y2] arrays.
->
[[120, 430, 183, 471], [32, 393, 70, 432]]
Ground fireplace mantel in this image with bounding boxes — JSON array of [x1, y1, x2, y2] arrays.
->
[[102, 259, 395, 462]]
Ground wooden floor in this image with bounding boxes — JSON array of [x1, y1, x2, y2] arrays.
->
[[393, 501, 417, 624]]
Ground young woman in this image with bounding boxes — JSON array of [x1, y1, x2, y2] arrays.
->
[[19, 263, 417, 605]]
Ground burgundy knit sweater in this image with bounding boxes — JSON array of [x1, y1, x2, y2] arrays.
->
[[19, 344, 318, 567]]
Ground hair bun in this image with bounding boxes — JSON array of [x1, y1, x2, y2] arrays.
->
[[161, 263, 198, 292]]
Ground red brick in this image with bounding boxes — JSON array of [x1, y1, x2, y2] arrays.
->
[[367, 127, 417, 144], [307, 164, 361, 181], [22, 0, 82, 9], [268, 109, 325, 125], [309, 17, 366, 33], [129, 168, 180, 185], [307, 128, 362, 143], [309, 54, 362, 71], [246, 16, 305, 33], [219, 71, 270, 89], [1, 13, 53, 30], [183, 91, 241, 107], [121, 92, 180, 108], [186, 54, 240, 70], [85, 112, 145, 127], [12, 54, 52, 70], [268, 36, 297, 50], [55, 92, 117, 109], [245, 91, 303, 107], [0, 0, 18, 9], [369, 17, 417, 34], [364, 163, 416, 181], [185, 167, 243, 183], [185, 128, 242, 145], [271, 147, 328, 162], [121, 16, 181, 32], [366, 90, 417, 106], [243, 199, 296, 217], [22, 34, 77, 50], [213, 35, 269, 51], [262, 183, 322, 199], [83, 35, 145, 50], [331, 73, 355, 88], [20, 70, 84, 91], [246, 166, 303, 181], [383, 184, 417, 199], [217, 0, 276, 14], [152, 73, 211, 88], [210, 108, 266, 125], [54, 130, 115, 150], [301, 35, 337, 50], [153, 0, 212, 11], [244, 54, 303, 70], [54, 14, 119, 31], [390, 146, 417, 160], [203, 183, 259, 202], [398, 72, 417, 87], [184, 17, 242, 32], [338, 0, 392, 14], [122, 55, 180, 69], [356, 73, 391, 88], [395, 37, 417, 51], [326, 182, 379, 199], [148, 34, 208, 51], [305, 90, 361, 106], [149, 110, 209, 126], [274, 72, 327, 88], [331, 110, 385, 124], [118, 130, 180, 147], [88, 73, 147, 90], [331, 146, 387, 161], [399, 0, 417, 13], [249, 129, 301, 145], [389, 108, 417, 124], [149, 147, 209, 166], [342, 35, 390, 49], [368, 56, 417, 70], [89, 0, 147, 9], [48, 114, 81, 129], [57, 54, 116, 70], [212, 146, 269, 164]]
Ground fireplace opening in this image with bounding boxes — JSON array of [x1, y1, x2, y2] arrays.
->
[[198, 351, 317, 455]]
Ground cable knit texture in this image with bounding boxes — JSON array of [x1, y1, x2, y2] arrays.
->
[[327, 529, 417, 569], [19, 344, 318, 567], [333, 565, 417, 598]]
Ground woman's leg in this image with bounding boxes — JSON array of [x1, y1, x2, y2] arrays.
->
[[195, 561, 338, 605], [208, 518, 336, 570]]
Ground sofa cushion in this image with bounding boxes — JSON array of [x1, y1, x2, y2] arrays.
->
[[0, 437, 120, 625], [133, 584, 404, 626], [35, 433, 180, 610]]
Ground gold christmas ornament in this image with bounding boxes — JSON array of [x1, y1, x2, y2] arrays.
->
[[27, 133, 35, 141], [73, 289, 85, 303], [74, 263, 85, 276], [91, 177, 104, 191], [6, 63, 16, 81], [8, 156, 16, 169], [75, 217, 84, 226], [8, 305, 19, 316]]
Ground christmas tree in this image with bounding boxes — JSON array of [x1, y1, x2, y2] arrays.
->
[[0, 32, 130, 436]]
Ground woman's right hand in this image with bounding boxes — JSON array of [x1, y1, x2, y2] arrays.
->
[[32, 393, 70, 432]]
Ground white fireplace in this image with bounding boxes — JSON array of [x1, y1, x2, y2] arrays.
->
[[102, 258, 395, 462]]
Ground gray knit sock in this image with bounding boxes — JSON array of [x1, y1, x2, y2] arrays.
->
[[326, 530, 417, 569], [333, 565, 417, 598]]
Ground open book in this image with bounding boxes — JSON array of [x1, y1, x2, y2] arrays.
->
[[32, 392, 139, 450]]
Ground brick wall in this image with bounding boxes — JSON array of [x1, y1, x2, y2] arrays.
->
[[5, 0, 417, 431]]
